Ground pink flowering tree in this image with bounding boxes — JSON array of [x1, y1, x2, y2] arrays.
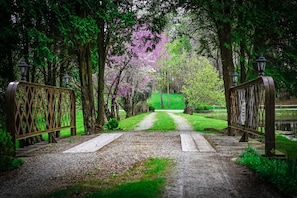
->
[[104, 29, 170, 119]]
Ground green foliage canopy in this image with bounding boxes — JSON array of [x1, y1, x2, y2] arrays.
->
[[182, 56, 225, 108]]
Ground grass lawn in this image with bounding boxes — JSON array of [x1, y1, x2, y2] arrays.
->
[[118, 112, 150, 130], [41, 110, 85, 141], [276, 135, 297, 157], [148, 92, 185, 110], [178, 113, 228, 133]]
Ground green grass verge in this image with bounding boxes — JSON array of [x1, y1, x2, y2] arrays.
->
[[148, 92, 185, 110], [178, 113, 227, 133], [237, 146, 297, 197], [276, 135, 297, 158], [42, 158, 173, 198], [41, 110, 85, 141], [41, 110, 127, 140], [118, 112, 150, 130], [148, 112, 176, 131], [201, 110, 227, 121]]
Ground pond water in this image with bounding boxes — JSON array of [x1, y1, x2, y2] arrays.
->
[[275, 107, 297, 139], [207, 106, 297, 138]]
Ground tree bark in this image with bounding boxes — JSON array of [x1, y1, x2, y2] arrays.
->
[[167, 73, 170, 109], [240, 41, 247, 83], [120, 96, 133, 118], [160, 89, 164, 109], [215, 7, 234, 135], [110, 69, 123, 119], [97, 17, 108, 128], [78, 44, 96, 134]]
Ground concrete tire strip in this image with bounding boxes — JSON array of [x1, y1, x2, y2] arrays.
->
[[63, 133, 123, 153], [180, 133, 216, 152]]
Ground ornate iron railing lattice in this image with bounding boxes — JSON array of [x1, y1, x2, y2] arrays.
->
[[6, 81, 76, 147], [229, 76, 275, 157]]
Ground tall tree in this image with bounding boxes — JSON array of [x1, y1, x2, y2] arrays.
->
[[56, 1, 99, 134], [94, 0, 172, 127], [94, 0, 155, 126], [182, 56, 225, 109], [104, 30, 169, 118], [0, 0, 18, 129], [178, 0, 235, 128]]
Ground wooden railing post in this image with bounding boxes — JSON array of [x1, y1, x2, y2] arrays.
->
[[263, 77, 276, 157], [228, 76, 276, 157]]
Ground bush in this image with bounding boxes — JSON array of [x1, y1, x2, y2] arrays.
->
[[195, 105, 212, 110], [105, 118, 119, 130], [0, 130, 23, 171], [148, 104, 155, 112]]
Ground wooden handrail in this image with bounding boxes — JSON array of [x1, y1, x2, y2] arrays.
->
[[228, 76, 275, 157], [6, 81, 76, 150]]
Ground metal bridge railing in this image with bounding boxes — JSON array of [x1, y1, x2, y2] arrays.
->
[[228, 76, 275, 157], [6, 81, 76, 149]]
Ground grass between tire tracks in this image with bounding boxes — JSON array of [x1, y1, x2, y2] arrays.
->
[[42, 158, 173, 198], [148, 112, 176, 131]]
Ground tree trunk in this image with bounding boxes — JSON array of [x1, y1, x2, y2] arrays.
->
[[78, 44, 96, 135], [133, 100, 148, 115], [110, 69, 123, 119], [167, 77, 170, 109], [119, 92, 135, 119], [240, 41, 247, 83], [97, 19, 107, 128], [216, 17, 234, 135], [160, 89, 164, 109], [116, 101, 120, 121], [118, 96, 132, 118], [183, 100, 193, 115], [238, 0, 247, 83]]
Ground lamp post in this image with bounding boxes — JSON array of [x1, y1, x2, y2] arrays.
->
[[231, 71, 239, 86], [256, 56, 267, 76], [64, 73, 70, 88], [19, 61, 29, 81]]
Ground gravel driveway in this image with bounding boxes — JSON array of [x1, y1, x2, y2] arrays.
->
[[0, 112, 286, 198]]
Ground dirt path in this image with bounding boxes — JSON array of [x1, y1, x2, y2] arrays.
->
[[133, 112, 285, 197], [0, 112, 287, 198]]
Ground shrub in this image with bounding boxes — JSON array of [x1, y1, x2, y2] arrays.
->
[[195, 105, 212, 110], [0, 130, 23, 171], [148, 104, 155, 112], [105, 118, 119, 130]]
